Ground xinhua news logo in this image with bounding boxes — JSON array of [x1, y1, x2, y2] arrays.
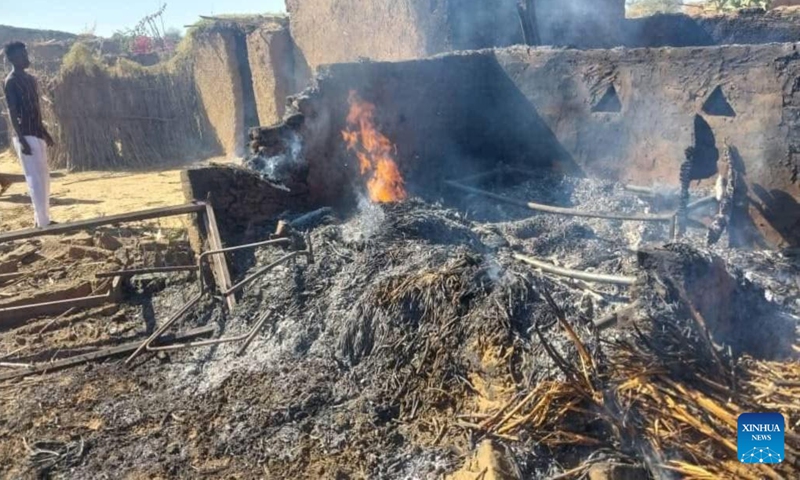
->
[[738, 413, 784, 464]]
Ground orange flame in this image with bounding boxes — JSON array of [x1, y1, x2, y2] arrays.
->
[[342, 90, 407, 203]]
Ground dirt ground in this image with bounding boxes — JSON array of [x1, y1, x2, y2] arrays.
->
[[0, 150, 229, 232]]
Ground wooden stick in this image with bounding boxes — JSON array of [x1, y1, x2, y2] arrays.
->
[[445, 181, 673, 222], [203, 201, 237, 312], [0, 326, 215, 381], [514, 253, 637, 286]]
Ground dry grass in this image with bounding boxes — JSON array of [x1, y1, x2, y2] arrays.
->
[[44, 41, 219, 170], [463, 290, 799, 479]]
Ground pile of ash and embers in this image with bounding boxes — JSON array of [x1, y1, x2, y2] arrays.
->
[[2, 167, 799, 480]]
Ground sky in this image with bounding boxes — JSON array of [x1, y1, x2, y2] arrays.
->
[[0, 0, 286, 37]]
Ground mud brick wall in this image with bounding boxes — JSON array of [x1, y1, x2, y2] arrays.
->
[[625, 8, 800, 47], [283, 53, 573, 210], [284, 44, 798, 246], [285, 0, 445, 69], [246, 24, 297, 126], [285, 0, 529, 70], [193, 30, 247, 158], [181, 164, 310, 242], [494, 44, 799, 246]]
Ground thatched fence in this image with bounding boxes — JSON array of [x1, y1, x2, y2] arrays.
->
[[45, 43, 221, 170]]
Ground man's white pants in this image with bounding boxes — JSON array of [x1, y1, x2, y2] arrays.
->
[[12, 135, 50, 228]]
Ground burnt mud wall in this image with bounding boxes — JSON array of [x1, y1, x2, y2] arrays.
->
[[286, 2, 800, 60], [494, 44, 799, 246], [285, 0, 444, 70], [257, 44, 798, 246], [625, 8, 800, 47], [193, 30, 247, 158], [182, 164, 309, 240], [276, 53, 575, 210]]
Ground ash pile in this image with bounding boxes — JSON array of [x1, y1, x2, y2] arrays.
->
[[28, 167, 792, 479]]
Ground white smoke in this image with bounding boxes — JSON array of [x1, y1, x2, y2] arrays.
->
[[246, 130, 305, 185]]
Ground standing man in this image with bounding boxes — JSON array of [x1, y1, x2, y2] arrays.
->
[[3, 41, 54, 227]]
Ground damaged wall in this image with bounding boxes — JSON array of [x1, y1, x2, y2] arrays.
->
[[286, 1, 800, 67], [492, 43, 800, 247], [288, 54, 575, 209], [191, 18, 307, 156], [251, 43, 799, 246]]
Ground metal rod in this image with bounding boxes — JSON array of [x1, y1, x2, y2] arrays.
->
[[198, 237, 290, 258], [125, 236, 313, 364], [624, 184, 668, 195], [513, 253, 637, 286], [1, 326, 215, 381], [0, 202, 207, 244], [445, 181, 674, 223], [147, 309, 275, 354], [220, 251, 303, 296], [195, 237, 293, 293], [124, 292, 203, 364], [687, 195, 716, 210], [95, 265, 199, 279], [237, 310, 273, 355], [147, 332, 250, 351]]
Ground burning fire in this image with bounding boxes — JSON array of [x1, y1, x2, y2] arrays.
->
[[342, 90, 407, 203]]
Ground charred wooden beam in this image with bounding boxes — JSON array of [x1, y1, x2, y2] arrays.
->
[[707, 145, 737, 246], [446, 181, 674, 222], [0, 278, 123, 329], [675, 146, 695, 240]]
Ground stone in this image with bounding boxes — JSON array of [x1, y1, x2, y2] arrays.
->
[[61, 233, 94, 247], [94, 232, 123, 251], [67, 245, 112, 261]]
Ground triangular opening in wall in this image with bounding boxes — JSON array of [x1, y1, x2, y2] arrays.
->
[[702, 85, 735, 117], [592, 85, 622, 113]]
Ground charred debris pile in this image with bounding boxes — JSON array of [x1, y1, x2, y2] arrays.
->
[[196, 168, 798, 478], [13, 167, 794, 478]]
